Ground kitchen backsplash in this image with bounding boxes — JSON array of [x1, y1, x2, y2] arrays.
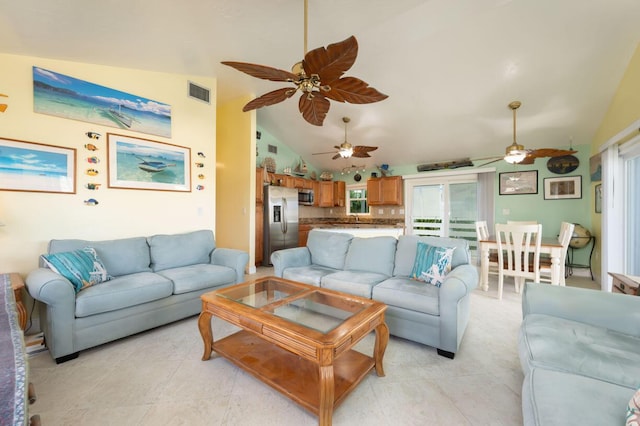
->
[[299, 205, 405, 221]]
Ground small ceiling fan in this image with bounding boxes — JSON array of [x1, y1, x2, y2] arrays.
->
[[221, 0, 388, 126], [312, 117, 378, 159], [478, 101, 577, 166]]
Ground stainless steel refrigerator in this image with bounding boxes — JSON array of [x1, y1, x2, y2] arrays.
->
[[263, 185, 299, 265]]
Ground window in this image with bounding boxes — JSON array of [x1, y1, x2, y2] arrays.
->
[[346, 184, 369, 215]]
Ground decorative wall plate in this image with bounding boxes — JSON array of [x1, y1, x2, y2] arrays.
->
[[547, 155, 579, 174]]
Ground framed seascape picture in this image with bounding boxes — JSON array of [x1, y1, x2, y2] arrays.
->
[[107, 133, 191, 192], [499, 170, 538, 195], [544, 176, 582, 200], [33, 67, 172, 138], [0, 137, 76, 193]]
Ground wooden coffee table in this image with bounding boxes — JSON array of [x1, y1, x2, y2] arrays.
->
[[198, 276, 389, 425]]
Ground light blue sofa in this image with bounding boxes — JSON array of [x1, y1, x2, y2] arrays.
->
[[519, 283, 640, 425], [271, 230, 479, 358], [26, 229, 249, 363]]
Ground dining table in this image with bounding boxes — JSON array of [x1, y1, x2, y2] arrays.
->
[[478, 235, 564, 291]]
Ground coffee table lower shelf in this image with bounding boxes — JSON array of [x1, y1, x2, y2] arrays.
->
[[213, 330, 375, 416]]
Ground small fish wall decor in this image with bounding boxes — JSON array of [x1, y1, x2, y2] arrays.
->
[[196, 185, 205, 191], [195, 162, 204, 168], [85, 132, 101, 139], [198, 174, 205, 179], [85, 183, 101, 190], [85, 143, 98, 151], [84, 198, 99, 206], [87, 156, 100, 164], [86, 168, 99, 176], [197, 152, 206, 158], [0, 93, 8, 113]]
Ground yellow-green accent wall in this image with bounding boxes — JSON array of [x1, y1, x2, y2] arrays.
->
[[216, 96, 256, 271], [0, 53, 217, 275], [590, 42, 640, 280]]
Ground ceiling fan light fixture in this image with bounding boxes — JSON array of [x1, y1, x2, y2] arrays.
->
[[339, 147, 353, 158], [504, 142, 527, 164]]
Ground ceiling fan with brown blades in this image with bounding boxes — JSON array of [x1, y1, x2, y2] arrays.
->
[[312, 117, 378, 159], [477, 101, 577, 166], [221, 0, 388, 126]]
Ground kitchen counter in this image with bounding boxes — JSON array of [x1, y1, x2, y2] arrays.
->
[[314, 227, 404, 238]]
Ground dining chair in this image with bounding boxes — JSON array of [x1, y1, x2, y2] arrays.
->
[[539, 222, 575, 286], [507, 220, 539, 225], [495, 223, 542, 300], [475, 221, 499, 274]]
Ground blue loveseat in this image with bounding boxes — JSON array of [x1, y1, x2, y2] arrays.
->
[[519, 283, 640, 425], [26, 229, 249, 363], [271, 230, 479, 358]]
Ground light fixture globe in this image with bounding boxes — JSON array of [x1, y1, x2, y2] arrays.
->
[[504, 142, 527, 164]]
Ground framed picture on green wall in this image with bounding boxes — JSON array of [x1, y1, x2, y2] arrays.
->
[[544, 176, 582, 200], [499, 170, 538, 195]]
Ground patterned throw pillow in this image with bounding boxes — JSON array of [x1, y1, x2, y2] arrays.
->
[[42, 247, 110, 293], [627, 387, 640, 426], [410, 242, 455, 287]]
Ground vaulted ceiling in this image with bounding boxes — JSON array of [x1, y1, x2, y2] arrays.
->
[[2, 0, 639, 172]]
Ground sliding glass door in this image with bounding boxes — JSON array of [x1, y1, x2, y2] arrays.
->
[[406, 175, 478, 251]]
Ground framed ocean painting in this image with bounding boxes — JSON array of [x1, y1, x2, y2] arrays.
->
[[33, 67, 172, 138], [0, 137, 76, 193], [107, 133, 191, 192]]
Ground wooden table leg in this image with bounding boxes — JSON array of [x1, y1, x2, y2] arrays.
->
[[10, 273, 27, 330], [374, 322, 389, 377], [318, 364, 335, 426], [198, 310, 214, 361]]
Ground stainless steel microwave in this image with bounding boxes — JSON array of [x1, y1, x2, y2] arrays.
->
[[298, 189, 314, 205]]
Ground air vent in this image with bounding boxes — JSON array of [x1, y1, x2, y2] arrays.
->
[[188, 81, 210, 104], [268, 144, 277, 154]]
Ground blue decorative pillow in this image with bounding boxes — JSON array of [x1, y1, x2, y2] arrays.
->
[[42, 247, 110, 293], [410, 242, 455, 287]]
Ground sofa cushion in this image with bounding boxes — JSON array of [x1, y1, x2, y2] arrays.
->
[[393, 235, 469, 277], [75, 272, 173, 317], [157, 264, 236, 294], [148, 230, 215, 271], [42, 247, 109, 293], [519, 313, 640, 389], [522, 367, 632, 426], [372, 277, 440, 316], [321, 271, 388, 299], [282, 265, 338, 287], [410, 242, 455, 286], [48, 237, 151, 277], [344, 236, 397, 276], [306, 230, 353, 270]]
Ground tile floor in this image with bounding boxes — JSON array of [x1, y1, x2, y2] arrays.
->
[[27, 267, 598, 425]]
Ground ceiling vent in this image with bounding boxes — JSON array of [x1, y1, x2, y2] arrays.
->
[[188, 81, 210, 104], [417, 159, 473, 172]]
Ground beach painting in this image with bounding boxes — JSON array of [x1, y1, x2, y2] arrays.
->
[[33, 67, 172, 138], [107, 133, 190, 192], [0, 137, 76, 193]]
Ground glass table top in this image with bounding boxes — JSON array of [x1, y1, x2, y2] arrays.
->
[[216, 278, 371, 334]]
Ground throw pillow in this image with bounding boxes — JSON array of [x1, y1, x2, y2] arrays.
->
[[410, 242, 455, 287], [42, 247, 110, 293], [627, 387, 640, 426]]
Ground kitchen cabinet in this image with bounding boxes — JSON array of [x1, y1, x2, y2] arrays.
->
[[333, 180, 346, 207], [298, 224, 312, 247], [368, 176, 403, 206], [318, 181, 334, 207], [255, 204, 264, 266], [312, 180, 320, 206], [293, 177, 306, 189], [256, 168, 265, 203]]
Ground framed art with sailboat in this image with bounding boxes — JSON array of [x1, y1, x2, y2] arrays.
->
[[33, 67, 172, 138], [107, 133, 191, 192]]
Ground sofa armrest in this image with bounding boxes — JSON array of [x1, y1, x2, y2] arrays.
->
[[211, 248, 249, 283], [270, 247, 311, 277], [26, 268, 78, 359], [439, 264, 479, 302], [522, 282, 640, 338], [26, 268, 76, 307]]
